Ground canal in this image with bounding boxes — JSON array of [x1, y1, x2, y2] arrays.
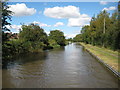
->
[[2, 43, 118, 88]]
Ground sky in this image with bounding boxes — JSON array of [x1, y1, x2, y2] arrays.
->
[[6, 1, 118, 38]]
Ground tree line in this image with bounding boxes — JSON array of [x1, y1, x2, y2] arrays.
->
[[73, 2, 120, 51], [2, 2, 67, 61], [3, 23, 67, 60]]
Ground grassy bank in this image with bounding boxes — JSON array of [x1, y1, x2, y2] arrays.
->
[[79, 42, 119, 73]]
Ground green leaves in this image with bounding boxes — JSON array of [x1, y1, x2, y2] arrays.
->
[[74, 9, 119, 50], [2, 2, 13, 31], [73, 34, 82, 42], [49, 30, 66, 46], [19, 24, 48, 52]]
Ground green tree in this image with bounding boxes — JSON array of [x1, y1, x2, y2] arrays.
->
[[75, 8, 119, 50], [48, 39, 60, 48], [81, 25, 90, 44], [67, 38, 73, 42], [109, 11, 119, 50], [73, 34, 82, 42], [1, 1, 13, 42], [89, 16, 97, 45], [19, 24, 49, 51], [118, 1, 120, 49], [1, 1, 13, 60], [2, 2, 12, 31], [49, 30, 66, 46]]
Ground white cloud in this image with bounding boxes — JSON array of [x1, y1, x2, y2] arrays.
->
[[100, 1, 108, 5], [40, 23, 51, 27], [6, 25, 21, 30], [32, 21, 41, 25], [54, 22, 64, 27], [44, 6, 80, 19], [65, 34, 77, 38], [102, 6, 116, 11], [5, 21, 51, 33], [68, 14, 91, 27], [6, 25, 22, 33], [44, 6, 91, 27], [8, 3, 36, 16], [32, 21, 51, 27]]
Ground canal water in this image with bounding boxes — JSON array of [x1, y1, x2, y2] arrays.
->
[[2, 43, 118, 88]]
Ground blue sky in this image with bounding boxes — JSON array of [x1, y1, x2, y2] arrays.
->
[[7, 2, 118, 38]]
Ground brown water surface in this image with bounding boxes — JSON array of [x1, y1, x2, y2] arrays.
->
[[2, 43, 118, 88]]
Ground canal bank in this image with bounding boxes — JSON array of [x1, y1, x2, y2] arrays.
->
[[79, 42, 120, 79]]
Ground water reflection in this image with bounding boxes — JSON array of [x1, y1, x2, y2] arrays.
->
[[2, 43, 118, 88], [2, 52, 48, 69]]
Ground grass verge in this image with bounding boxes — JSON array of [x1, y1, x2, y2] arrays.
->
[[79, 42, 119, 73]]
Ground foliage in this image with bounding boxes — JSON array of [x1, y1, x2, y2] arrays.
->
[[49, 30, 66, 46], [73, 34, 82, 42], [1, 1, 13, 32], [2, 39, 25, 60], [48, 39, 60, 48], [2, 1, 13, 61], [19, 24, 49, 52], [67, 38, 73, 42], [65, 38, 73, 45], [74, 10, 119, 50], [2, 1, 13, 42]]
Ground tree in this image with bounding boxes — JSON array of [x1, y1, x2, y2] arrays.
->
[[67, 38, 73, 41], [118, 1, 120, 49], [19, 24, 49, 51], [49, 30, 66, 46], [73, 34, 82, 42], [2, 1, 13, 60], [1, 1, 13, 42], [2, 1, 13, 31], [74, 8, 119, 50], [81, 25, 90, 44], [106, 11, 118, 50]]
